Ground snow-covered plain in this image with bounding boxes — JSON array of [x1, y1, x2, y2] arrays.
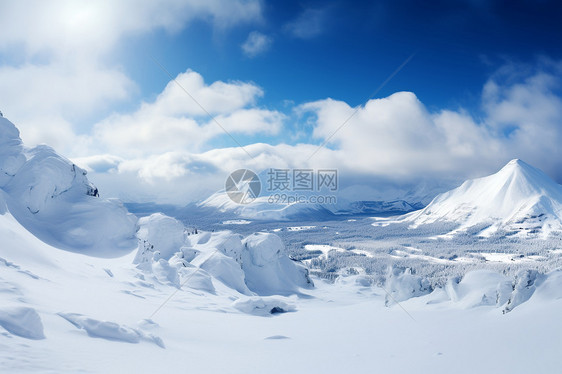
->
[[2, 116, 562, 373]]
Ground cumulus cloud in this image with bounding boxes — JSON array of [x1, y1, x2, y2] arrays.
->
[[92, 70, 285, 157], [301, 92, 501, 179], [300, 59, 562, 183], [0, 0, 263, 154], [242, 31, 273, 57], [69, 60, 562, 205]]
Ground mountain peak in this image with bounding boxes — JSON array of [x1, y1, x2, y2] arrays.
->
[[507, 158, 523, 165], [405, 159, 562, 236], [502, 158, 530, 171]]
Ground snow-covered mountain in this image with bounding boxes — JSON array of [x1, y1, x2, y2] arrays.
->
[[193, 190, 422, 222], [194, 190, 335, 221], [405, 159, 562, 237], [0, 117, 137, 255]]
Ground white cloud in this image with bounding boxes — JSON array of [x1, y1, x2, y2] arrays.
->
[[4, 6, 562, 209], [284, 8, 329, 39], [74, 142, 331, 205], [0, 61, 135, 151], [0, 0, 263, 154], [301, 92, 499, 179], [144, 69, 264, 117], [299, 61, 562, 183], [241, 31, 273, 57], [481, 61, 562, 179], [70, 61, 562, 205], [0, 0, 263, 58], [92, 70, 285, 157], [72, 154, 124, 174]]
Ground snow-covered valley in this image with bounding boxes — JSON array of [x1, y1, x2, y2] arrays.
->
[[2, 115, 562, 373]]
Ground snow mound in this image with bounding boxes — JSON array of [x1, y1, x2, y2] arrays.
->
[[133, 216, 313, 296], [191, 230, 313, 295], [398, 269, 555, 312], [232, 296, 296, 316], [243, 232, 283, 266], [0, 306, 45, 339], [58, 312, 164, 348], [242, 232, 313, 295], [528, 268, 562, 302], [404, 159, 562, 237], [503, 270, 545, 313], [445, 270, 512, 308], [134, 213, 187, 263], [385, 267, 432, 304], [0, 117, 137, 255], [194, 249, 252, 295]]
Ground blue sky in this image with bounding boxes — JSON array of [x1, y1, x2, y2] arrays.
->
[[123, 0, 562, 113], [108, 0, 562, 149], [1, 0, 562, 204]]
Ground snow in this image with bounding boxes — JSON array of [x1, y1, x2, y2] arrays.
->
[[58, 313, 164, 348], [134, 213, 186, 263], [232, 296, 296, 316], [286, 225, 315, 231], [241, 232, 313, 295], [2, 117, 562, 372], [385, 267, 432, 304], [222, 219, 252, 225], [0, 117, 137, 256], [304, 244, 347, 258], [0, 306, 45, 340], [404, 159, 562, 237], [444, 270, 512, 308], [197, 191, 334, 221]]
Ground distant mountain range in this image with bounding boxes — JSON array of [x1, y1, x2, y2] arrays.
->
[[186, 190, 424, 222]]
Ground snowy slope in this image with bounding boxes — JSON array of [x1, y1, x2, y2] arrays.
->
[[0, 117, 137, 255], [2, 209, 562, 374], [405, 159, 562, 236], [2, 116, 562, 372]]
